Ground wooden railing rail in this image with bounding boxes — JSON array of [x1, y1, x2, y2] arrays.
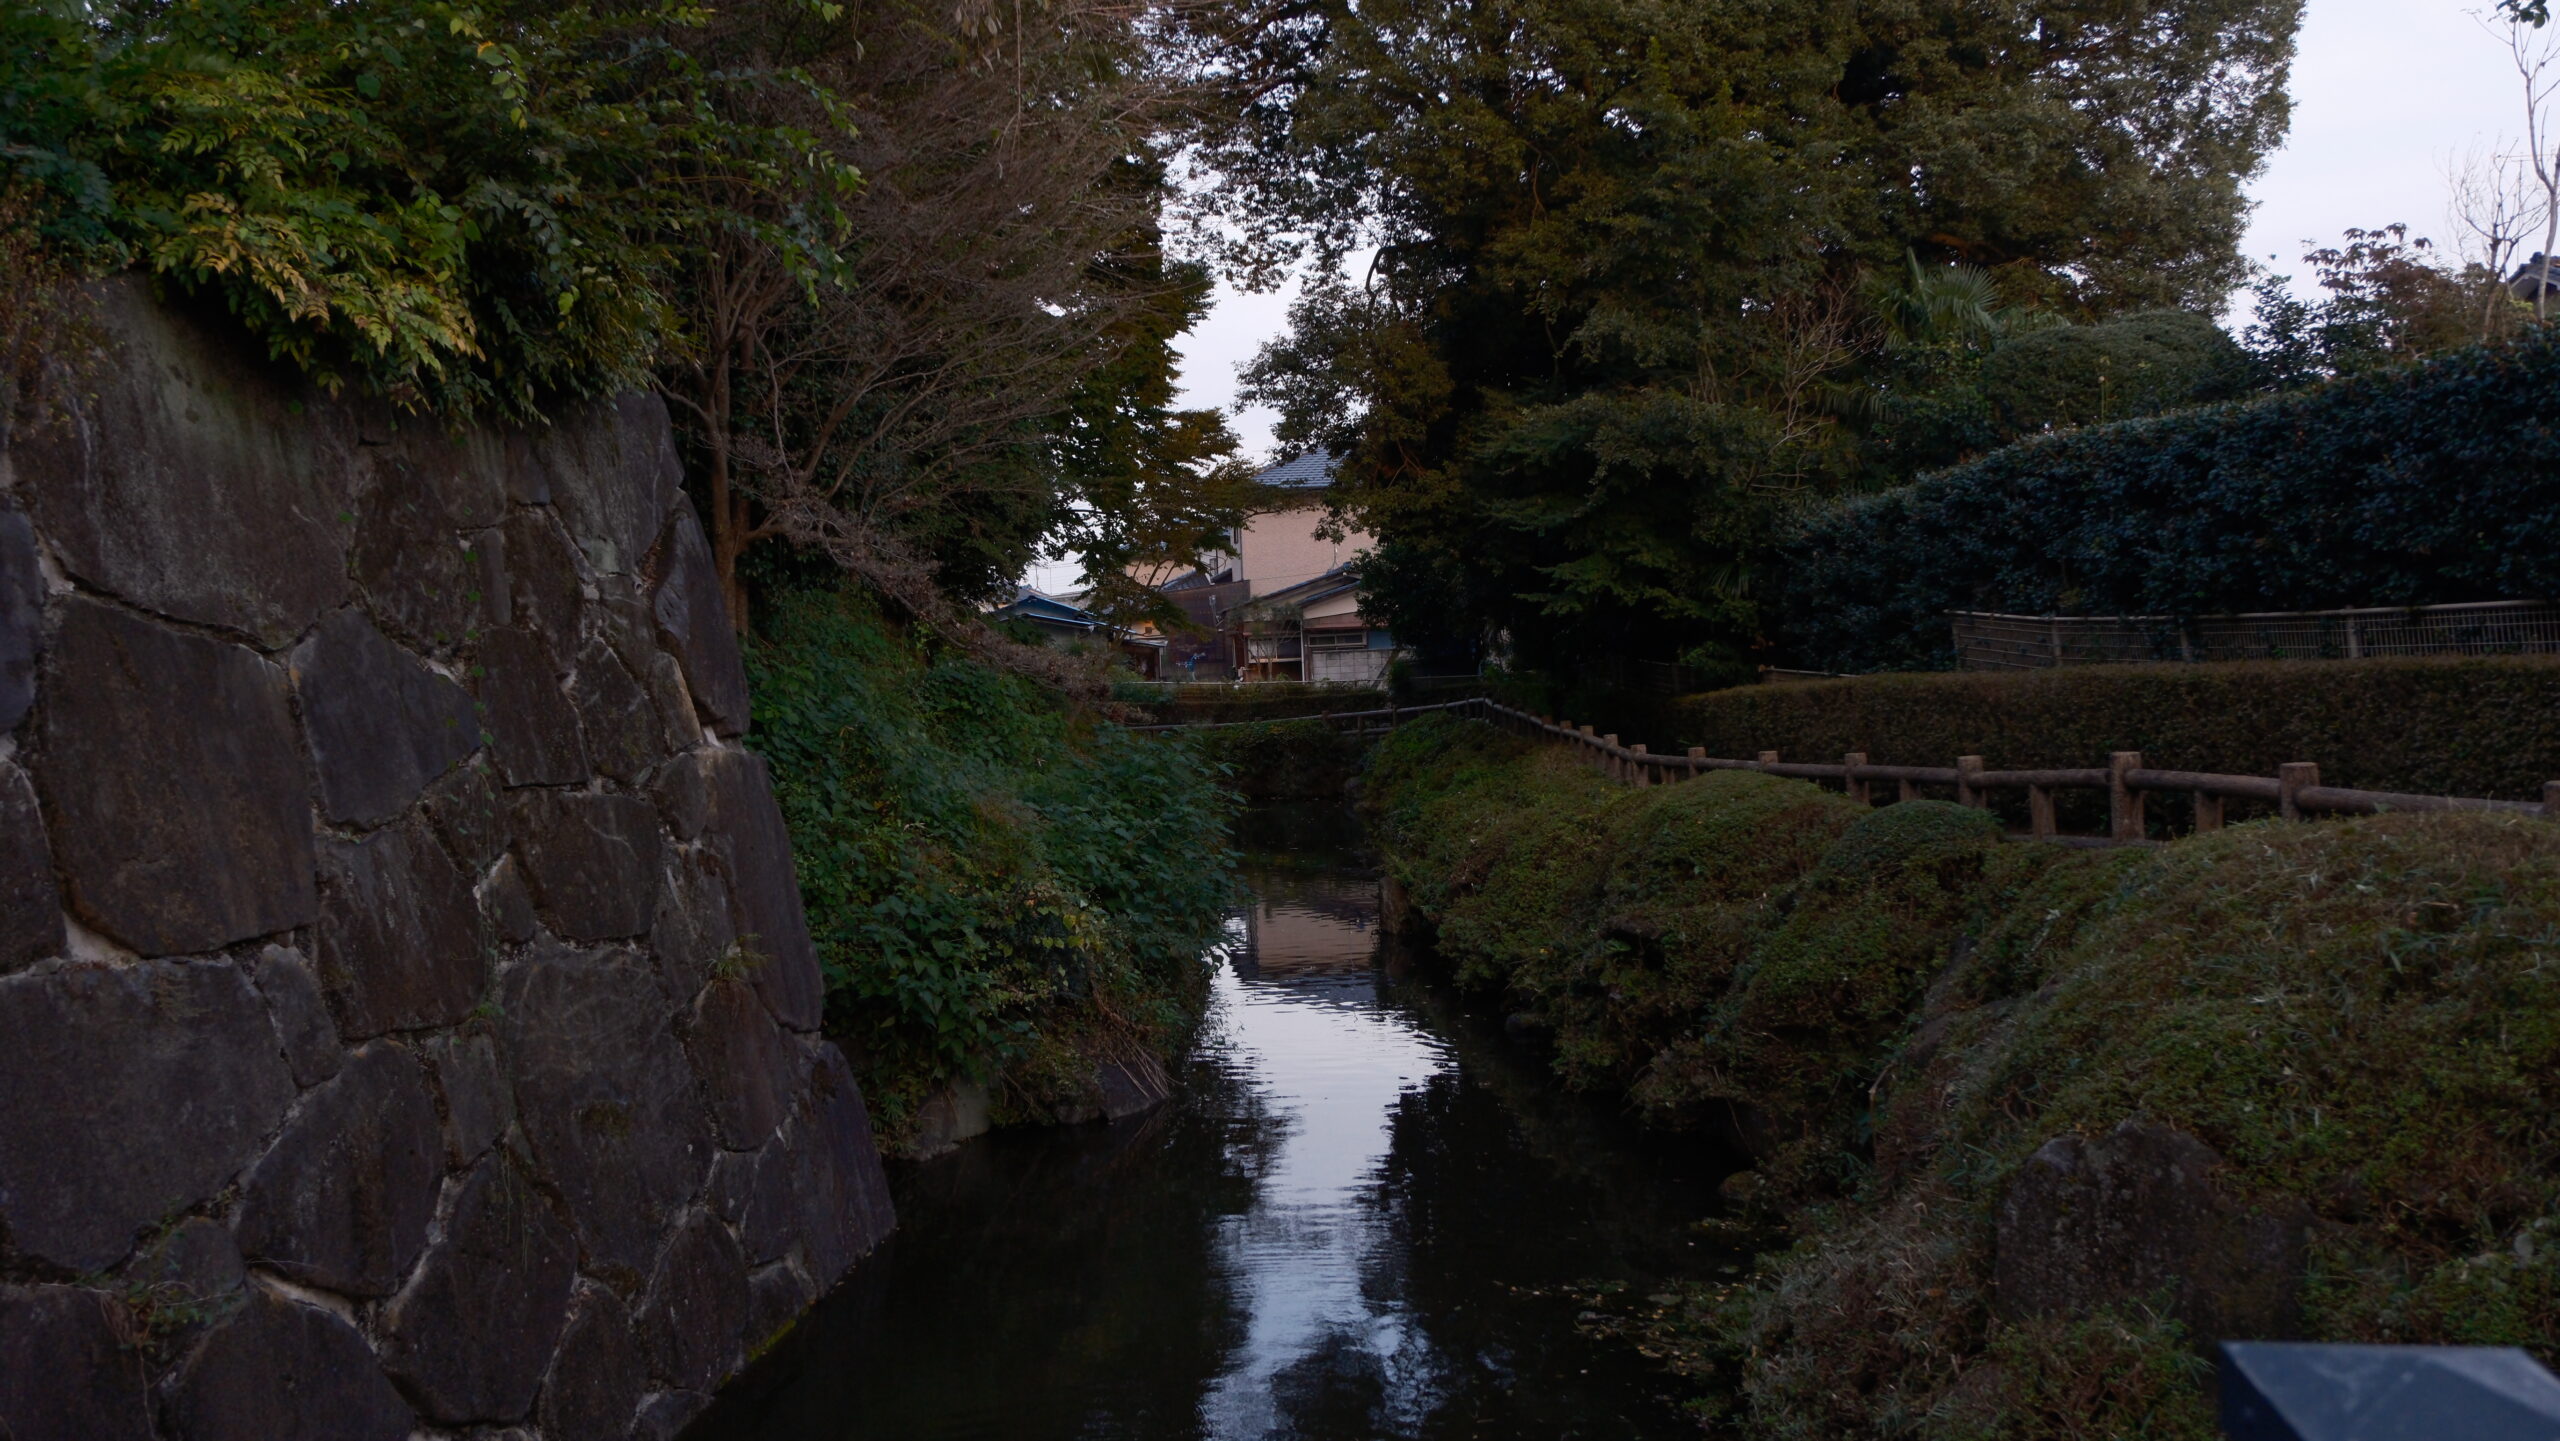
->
[[1139, 696, 2560, 843], [1463, 697, 2560, 845]]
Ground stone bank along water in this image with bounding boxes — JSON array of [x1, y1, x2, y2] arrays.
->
[[692, 805, 1737, 1440]]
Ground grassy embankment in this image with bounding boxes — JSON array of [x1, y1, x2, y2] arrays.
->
[[746, 589, 1239, 1153], [1368, 713, 2560, 1437]]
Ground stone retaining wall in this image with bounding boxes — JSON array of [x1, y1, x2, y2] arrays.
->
[[0, 284, 894, 1441]]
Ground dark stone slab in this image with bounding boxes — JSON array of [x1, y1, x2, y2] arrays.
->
[[595, 583, 701, 754], [743, 1260, 816, 1358], [423, 761, 508, 875], [502, 945, 715, 1283], [375, 415, 508, 531], [234, 1042, 442, 1296], [630, 1389, 712, 1441], [249, 944, 342, 1086], [315, 817, 490, 1039], [0, 1285, 153, 1441], [690, 978, 798, 1150], [2220, 1341, 2560, 1441], [537, 1283, 646, 1441], [294, 608, 481, 827], [706, 1150, 757, 1227], [1996, 1120, 2308, 1341], [652, 749, 713, 841], [542, 393, 681, 577], [694, 746, 824, 1030], [34, 598, 316, 955], [637, 1209, 747, 1392], [381, 1149, 578, 1424], [0, 959, 294, 1270], [646, 506, 751, 736], [572, 636, 668, 783], [501, 427, 552, 505], [502, 508, 586, 660], [474, 625, 590, 787], [744, 1045, 894, 1284], [165, 1290, 415, 1441], [650, 845, 738, 1004], [465, 526, 509, 629], [0, 761, 62, 973], [351, 453, 478, 652], [0, 506, 41, 733], [511, 790, 664, 940], [421, 1027, 512, 1167], [482, 855, 539, 944], [14, 282, 353, 647], [1095, 1053, 1174, 1121]]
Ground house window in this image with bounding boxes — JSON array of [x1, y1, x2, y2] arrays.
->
[[1307, 629, 1368, 650]]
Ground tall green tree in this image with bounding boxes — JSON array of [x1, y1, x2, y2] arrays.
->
[[1173, 0, 2301, 669]]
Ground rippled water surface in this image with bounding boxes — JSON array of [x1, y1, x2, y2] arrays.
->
[[692, 806, 1730, 1441]]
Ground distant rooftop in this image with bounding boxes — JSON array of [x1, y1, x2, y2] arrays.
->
[[1252, 452, 1339, 490]]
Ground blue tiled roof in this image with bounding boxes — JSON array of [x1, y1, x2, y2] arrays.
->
[[1252, 452, 1339, 490]]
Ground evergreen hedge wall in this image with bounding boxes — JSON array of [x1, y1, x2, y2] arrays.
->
[[1675, 658, 2560, 803], [1777, 332, 2560, 673]]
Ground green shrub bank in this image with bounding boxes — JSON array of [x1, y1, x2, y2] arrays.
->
[[749, 589, 1238, 1152], [1776, 331, 2560, 673], [1675, 658, 2560, 804], [1111, 680, 1390, 725], [1368, 714, 2560, 1436]]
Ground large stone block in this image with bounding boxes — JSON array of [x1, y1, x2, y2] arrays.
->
[[537, 1283, 646, 1441], [0, 959, 295, 1270], [373, 414, 509, 531], [381, 1149, 578, 1425], [314, 817, 490, 1039], [646, 507, 751, 736], [0, 506, 40, 733], [233, 1042, 443, 1297], [636, 1209, 747, 1392], [688, 978, 798, 1150], [744, 1045, 894, 1286], [0, 760, 62, 973], [34, 598, 316, 955], [650, 845, 738, 1004], [502, 945, 715, 1282], [422, 1027, 514, 1168], [502, 508, 586, 661], [423, 760, 509, 875], [15, 282, 353, 647], [0, 1285, 153, 1441], [249, 945, 341, 1087], [350, 451, 482, 653], [1996, 1120, 2308, 1341], [475, 626, 590, 787], [692, 746, 825, 1030], [511, 790, 664, 941], [293, 608, 481, 827], [542, 393, 681, 578], [164, 1290, 415, 1441], [572, 636, 670, 784]]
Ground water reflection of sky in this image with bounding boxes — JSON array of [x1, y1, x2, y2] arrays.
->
[[1199, 894, 1453, 1437], [683, 820, 1720, 1441]]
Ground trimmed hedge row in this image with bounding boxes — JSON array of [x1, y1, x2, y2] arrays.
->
[[1675, 657, 2560, 802], [1775, 330, 2560, 673]]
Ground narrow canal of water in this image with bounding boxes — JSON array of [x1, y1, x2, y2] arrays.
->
[[692, 806, 1735, 1440]]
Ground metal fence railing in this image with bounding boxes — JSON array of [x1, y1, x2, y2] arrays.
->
[[1951, 600, 2560, 671]]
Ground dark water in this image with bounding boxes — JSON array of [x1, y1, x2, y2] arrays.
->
[[691, 806, 1734, 1441]]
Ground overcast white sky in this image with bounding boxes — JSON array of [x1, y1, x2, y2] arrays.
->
[[1164, 0, 2537, 469]]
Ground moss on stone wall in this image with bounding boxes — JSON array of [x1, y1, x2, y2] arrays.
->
[[1368, 713, 2560, 1436]]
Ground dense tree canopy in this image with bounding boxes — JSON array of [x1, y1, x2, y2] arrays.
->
[[1172, 0, 2303, 670]]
